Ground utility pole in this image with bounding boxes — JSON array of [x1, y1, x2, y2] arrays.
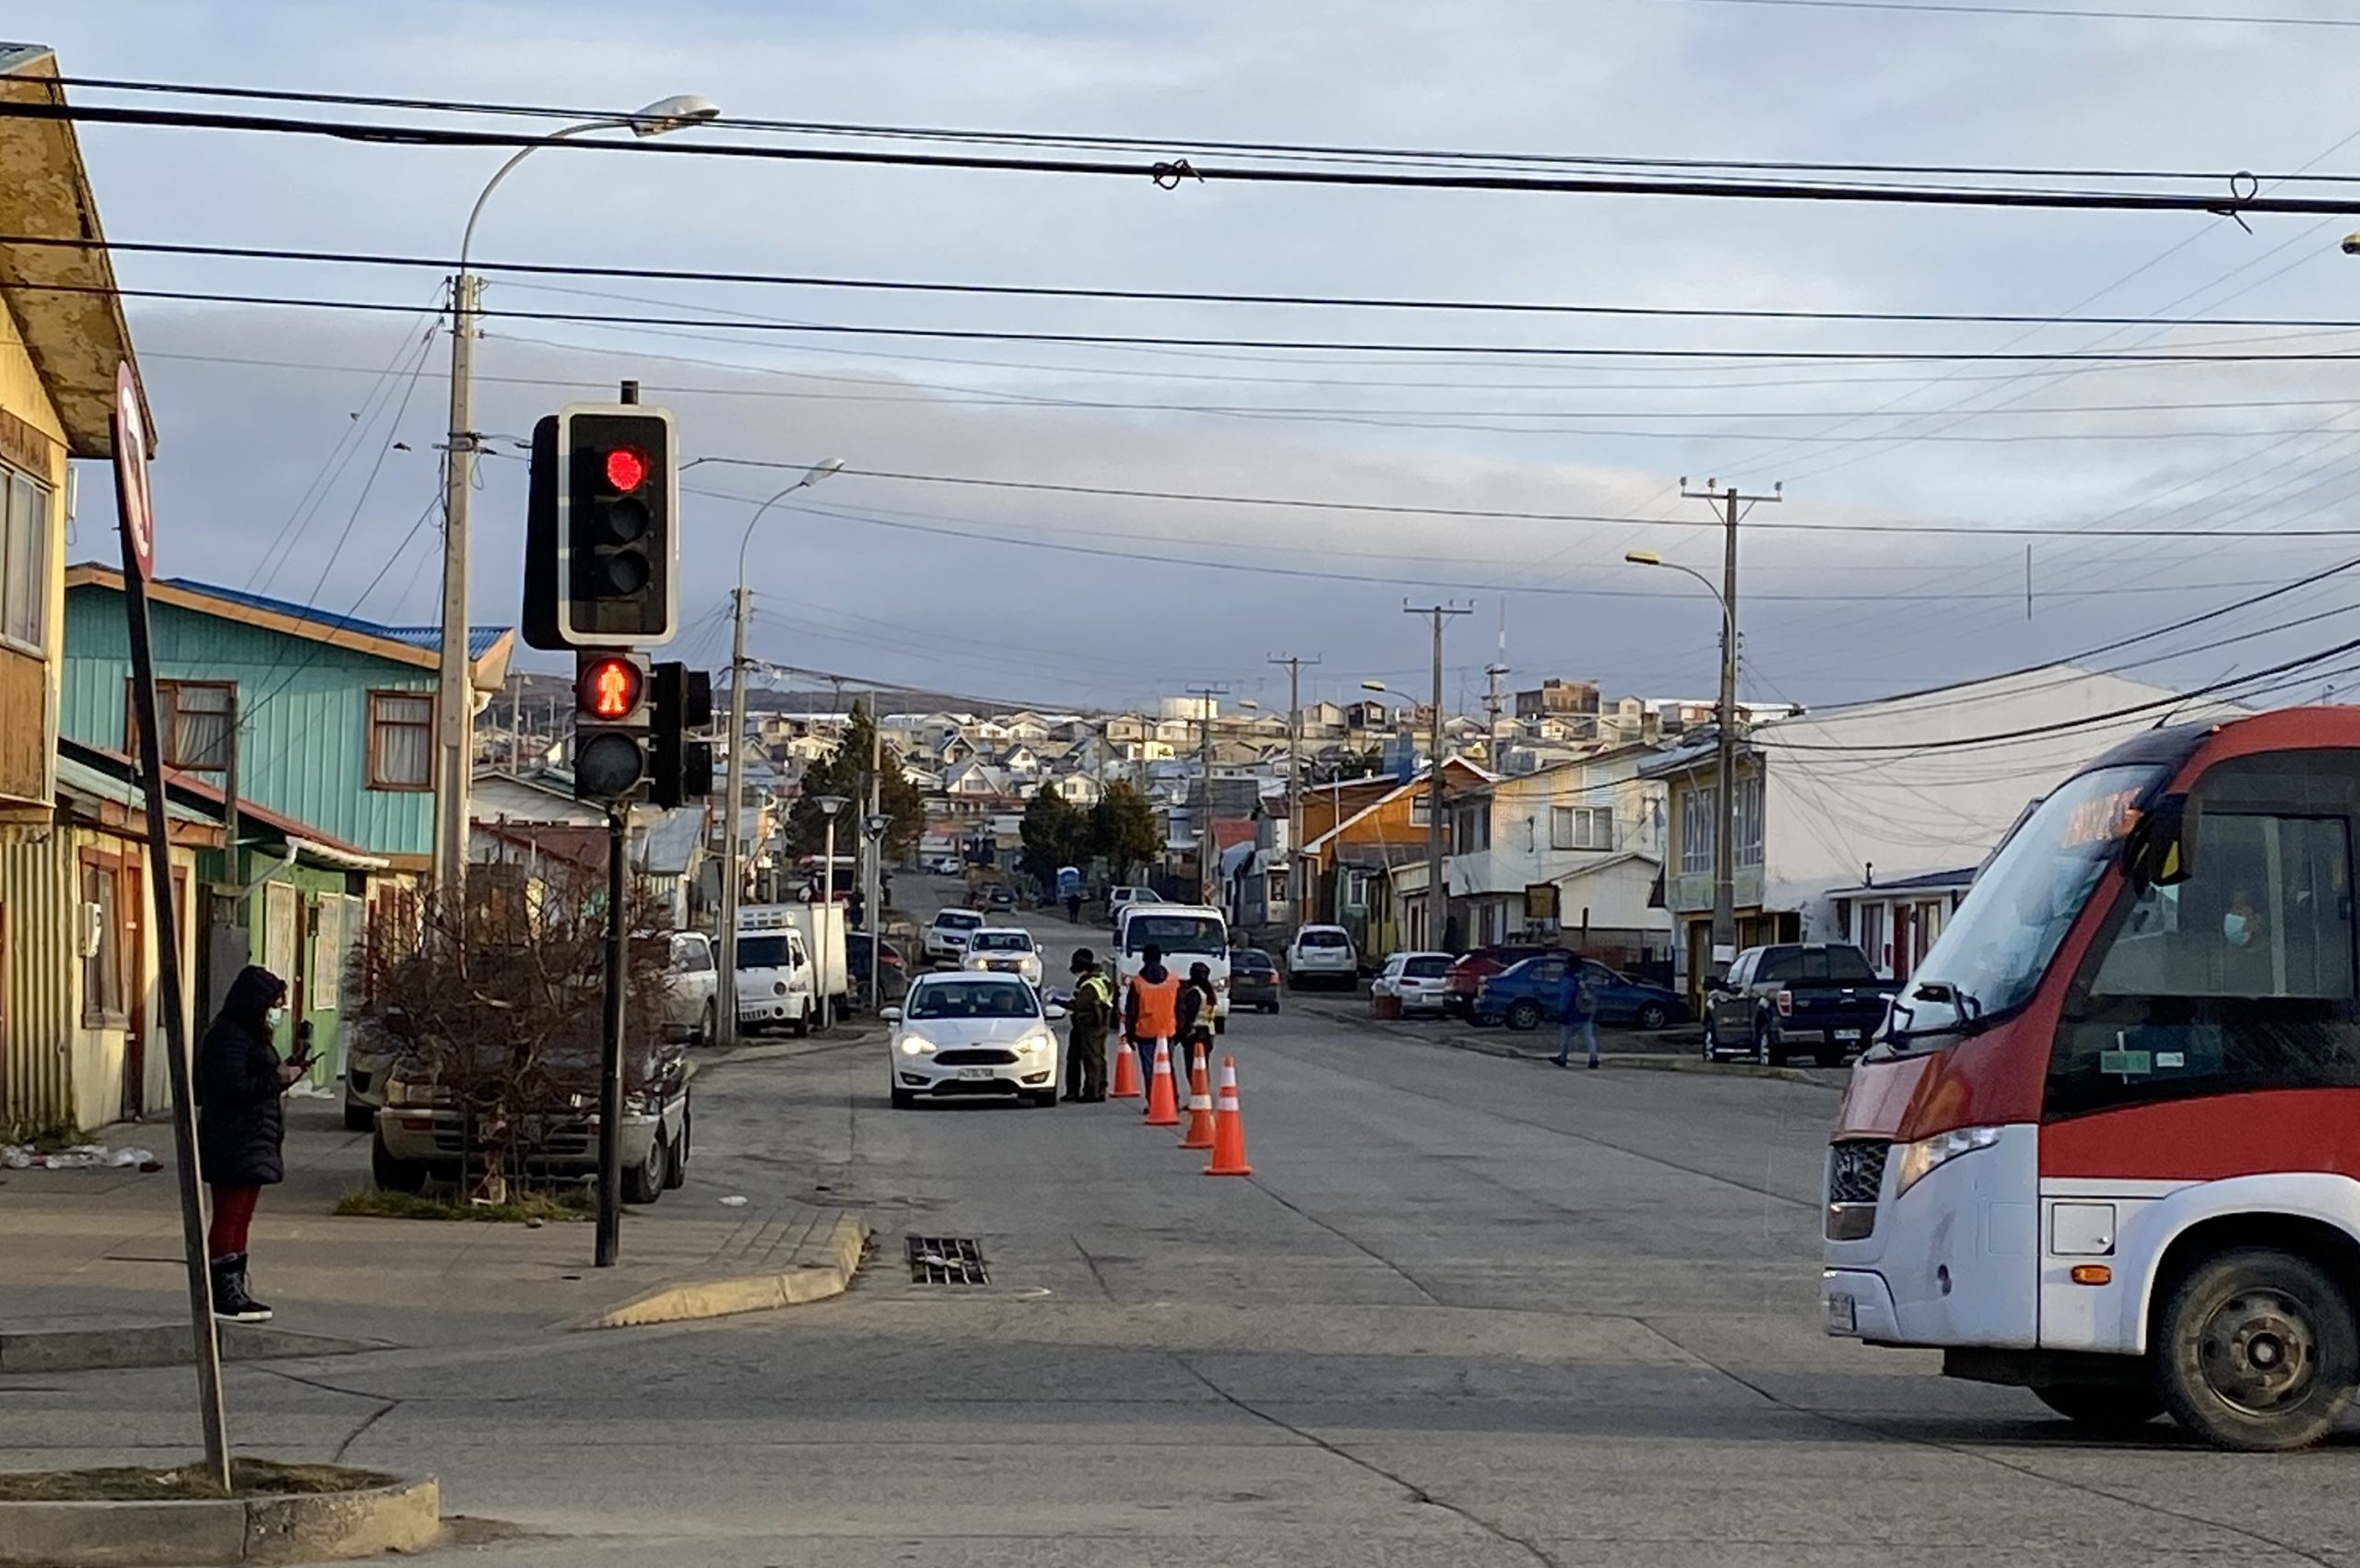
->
[[1404, 604, 1472, 951], [1267, 654, 1319, 935], [864, 689, 884, 1010], [434, 272, 481, 913], [716, 600, 751, 1046], [1678, 477, 1780, 981], [1187, 683, 1227, 904]]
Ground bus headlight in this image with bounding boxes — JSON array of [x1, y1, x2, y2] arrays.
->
[[1893, 1126, 2002, 1197]]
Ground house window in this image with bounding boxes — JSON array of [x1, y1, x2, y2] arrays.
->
[[1552, 806, 1614, 851], [368, 690, 435, 791], [1, 466, 50, 653], [1453, 804, 1491, 853], [1734, 775, 1764, 867], [128, 680, 234, 771], [79, 853, 125, 1025], [1680, 786, 1717, 876]]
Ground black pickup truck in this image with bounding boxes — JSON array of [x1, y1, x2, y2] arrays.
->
[[1701, 942, 1899, 1066]]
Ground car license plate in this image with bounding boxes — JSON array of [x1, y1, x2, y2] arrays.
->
[[1824, 1292, 1858, 1334], [1834, 1029, 1861, 1042], [957, 1067, 995, 1081]]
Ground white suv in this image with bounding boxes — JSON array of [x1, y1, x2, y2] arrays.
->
[[924, 908, 985, 964], [1287, 925, 1360, 990]]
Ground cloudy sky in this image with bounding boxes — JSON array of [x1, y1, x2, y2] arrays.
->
[[37, 0, 2360, 714]]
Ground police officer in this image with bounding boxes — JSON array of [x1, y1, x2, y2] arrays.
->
[[1063, 949, 1115, 1102]]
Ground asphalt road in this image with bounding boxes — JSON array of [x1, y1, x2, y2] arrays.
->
[[14, 883, 2355, 1565]]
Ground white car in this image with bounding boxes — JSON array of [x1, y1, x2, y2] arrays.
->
[[923, 908, 985, 964], [1106, 885, 1163, 934], [883, 973, 1068, 1109], [1287, 924, 1360, 990], [963, 927, 1044, 987], [664, 932, 719, 1044], [1371, 950, 1454, 1015]]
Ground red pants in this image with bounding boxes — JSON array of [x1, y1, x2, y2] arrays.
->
[[207, 1185, 260, 1259]]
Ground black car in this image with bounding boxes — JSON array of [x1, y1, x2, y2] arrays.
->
[[1228, 947, 1280, 1014], [844, 937, 909, 1009], [1703, 942, 1899, 1066], [986, 885, 1017, 912]]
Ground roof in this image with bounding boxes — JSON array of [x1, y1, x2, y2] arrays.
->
[[54, 751, 216, 834], [1825, 866, 1979, 898], [0, 49, 152, 457], [635, 808, 707, 878], [65, 564, 513, 684], [57, 737, 386, 869]]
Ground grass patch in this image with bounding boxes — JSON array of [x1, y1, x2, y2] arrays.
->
[[333, 1185, 593, 1222], [0, 1458, 395, 1502]]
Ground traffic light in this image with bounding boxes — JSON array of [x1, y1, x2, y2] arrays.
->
[[523, 402, 678, 651], [648, 662, 714, 810], [573, 651, 652, 803]]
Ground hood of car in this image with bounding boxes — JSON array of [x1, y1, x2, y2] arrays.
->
[[895, 1016, 1048, 1047]]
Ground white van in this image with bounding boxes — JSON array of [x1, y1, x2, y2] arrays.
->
[[734, 907, 817, 1036], [1115, 903, 1231, 1032]]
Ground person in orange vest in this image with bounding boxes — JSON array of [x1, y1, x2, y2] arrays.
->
[[1123, 943, 1181, 1091]]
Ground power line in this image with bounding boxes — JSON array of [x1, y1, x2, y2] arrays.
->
[[1634, 0, 2360, 26]]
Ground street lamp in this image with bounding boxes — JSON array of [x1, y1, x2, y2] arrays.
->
[[714, 456, 844, 1046], [1626, 548, 1741, 981], [434, 92, 722, 909], [814, 795, 850, 1032], [861, 810, 891, 1009]]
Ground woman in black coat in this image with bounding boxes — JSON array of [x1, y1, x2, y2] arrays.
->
[[196, 965, 304, 1324]]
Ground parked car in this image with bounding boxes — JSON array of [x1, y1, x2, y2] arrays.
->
[[845, 937, 909, 1008], [1442, 944, 1565, 1017], [924, 907, 985, 963], [1228, 947, 1280, 1013], [1106, 885, 1163, 933], [1472, 953, 1689, 1032], [664, 931, 719, 1046], [1285, 924, 1360, 990], [1702, 942, 1898, 1066], [883, 972, 1068, 1109], [1371, 951, 1455, 1015], [986, 884, 1017, 912], [963, 926, 1044, 987]]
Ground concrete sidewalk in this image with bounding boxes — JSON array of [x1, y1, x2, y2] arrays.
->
[[2, 1032, 874, 1359]]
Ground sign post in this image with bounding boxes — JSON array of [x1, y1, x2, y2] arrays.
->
[[113, 361, 232, 1493]]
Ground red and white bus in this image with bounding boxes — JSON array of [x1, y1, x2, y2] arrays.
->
[[1824, 707, 2360, 1450]]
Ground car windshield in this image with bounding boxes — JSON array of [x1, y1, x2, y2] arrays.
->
[[1898, 761, 2165, 1042], [736, 936, 793, 969], [907, 980, 1040, 1020], [672, 941, 713, 973], [973, 932, 1033, 952], [936, 912, 982, 929], [1403, 956, 1452, 978], [1127, 914, 1226, 953]]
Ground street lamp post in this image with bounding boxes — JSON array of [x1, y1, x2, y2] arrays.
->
[[434, 93, 721, 910], [714, 458, 844, 1046], [814, 795, 849, 1032], [1626, 547, 1742, 980], [862, 810, 891, 1009]]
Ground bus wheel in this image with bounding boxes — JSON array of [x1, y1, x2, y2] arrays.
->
[[2032, 1384, 2162, 1432], [2159, 1247, 2359, 1451]]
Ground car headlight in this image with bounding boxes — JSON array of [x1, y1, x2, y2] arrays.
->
[[898, 1036, 937, 1056], [384, 1076, 439, 1107], [1892, 1126, 2003, 1196]]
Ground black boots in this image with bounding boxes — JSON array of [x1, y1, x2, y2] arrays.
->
[[209, 1254, 272, 1324]]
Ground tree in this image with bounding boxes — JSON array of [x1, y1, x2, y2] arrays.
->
[[1019, 791, 1086, 888], [1090, 780, 1162, 883], [785, 702, 928, 862]]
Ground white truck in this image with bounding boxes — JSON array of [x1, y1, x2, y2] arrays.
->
[[735, 902, 850, 1033], [1115, 902, 1232, 1032]]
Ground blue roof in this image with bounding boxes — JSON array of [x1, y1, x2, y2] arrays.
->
[[159, 577, 509, 661]]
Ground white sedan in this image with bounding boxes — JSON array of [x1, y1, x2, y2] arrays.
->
[[962, 926, 1044, 987], [884, 973, 1067, 1109], [1372, 951, 1456, 1015]]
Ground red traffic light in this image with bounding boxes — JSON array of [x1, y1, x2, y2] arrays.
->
[[577, 655, 643, 720], [604, 445, 650, 494]]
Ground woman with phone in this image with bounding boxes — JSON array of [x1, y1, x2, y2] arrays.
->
[[196, 965, 308, 1324]]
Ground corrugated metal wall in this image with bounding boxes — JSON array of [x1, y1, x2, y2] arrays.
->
[[0, 826, 74, 1136], [62, 589, 437, 860]]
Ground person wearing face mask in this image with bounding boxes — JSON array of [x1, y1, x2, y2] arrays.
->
[[195, 965, 309, 1324]]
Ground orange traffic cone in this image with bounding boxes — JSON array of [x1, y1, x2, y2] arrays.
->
[[1178, 1044, 1216, 1149], [1144, 1040, 1181, 1126], [1203, 1055, 1251, 1176], [1110, 1037, 1142, 1101]]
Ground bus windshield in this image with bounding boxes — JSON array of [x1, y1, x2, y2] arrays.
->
[[1895, 762, 2165, 1042]]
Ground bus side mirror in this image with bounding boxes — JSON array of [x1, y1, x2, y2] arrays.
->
[[2124, 795, 2196, 890]]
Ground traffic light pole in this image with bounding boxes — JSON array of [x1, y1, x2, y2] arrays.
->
[[596, 802, 628, 1268]]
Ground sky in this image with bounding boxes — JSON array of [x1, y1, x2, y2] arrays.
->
[[34, 0, 2360, 717]]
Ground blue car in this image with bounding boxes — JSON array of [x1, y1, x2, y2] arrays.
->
[[1471, 954, 1689, 1033]]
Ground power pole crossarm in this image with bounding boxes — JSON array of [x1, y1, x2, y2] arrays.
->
[[1403, 604, 1472, 953]]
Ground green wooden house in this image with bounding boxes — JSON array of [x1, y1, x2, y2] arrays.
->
[[59, 565, 512, 1079]]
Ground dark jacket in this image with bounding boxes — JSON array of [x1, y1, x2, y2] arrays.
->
[[196, 966, 290, 1188], [1175, 979, 1216, 1038]]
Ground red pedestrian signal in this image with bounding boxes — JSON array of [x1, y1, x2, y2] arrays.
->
[[578, 655, 643, 721], [572, 650, 652, 804]]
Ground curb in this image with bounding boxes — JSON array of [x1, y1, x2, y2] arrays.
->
[[580, 1211, 871, 1329], [0, 1325, 380, 1375], [0, 1477, 436, 1567]]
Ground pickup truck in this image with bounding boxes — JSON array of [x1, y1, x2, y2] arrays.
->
[[1701, 942, 1898, 1067]]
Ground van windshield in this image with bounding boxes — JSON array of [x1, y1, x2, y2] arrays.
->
[[737, 936, 796, 970], [1127, 914, 1227, 953]]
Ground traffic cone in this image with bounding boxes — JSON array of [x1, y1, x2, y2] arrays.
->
[[1178, 1044, 1216, 1149], [1203, 1055, 1251, 1176], [1144, 1040, 1181, 1126], [1110, 1037, 1142, 1101]]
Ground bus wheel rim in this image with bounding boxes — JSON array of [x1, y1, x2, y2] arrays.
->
[[2201, 1291, 2315, 1412]]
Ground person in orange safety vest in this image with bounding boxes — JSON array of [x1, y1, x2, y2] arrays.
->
[[1123, 943, 1181, 1091]]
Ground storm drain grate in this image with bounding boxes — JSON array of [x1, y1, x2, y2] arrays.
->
[[906, 1235, 989, 1286]]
